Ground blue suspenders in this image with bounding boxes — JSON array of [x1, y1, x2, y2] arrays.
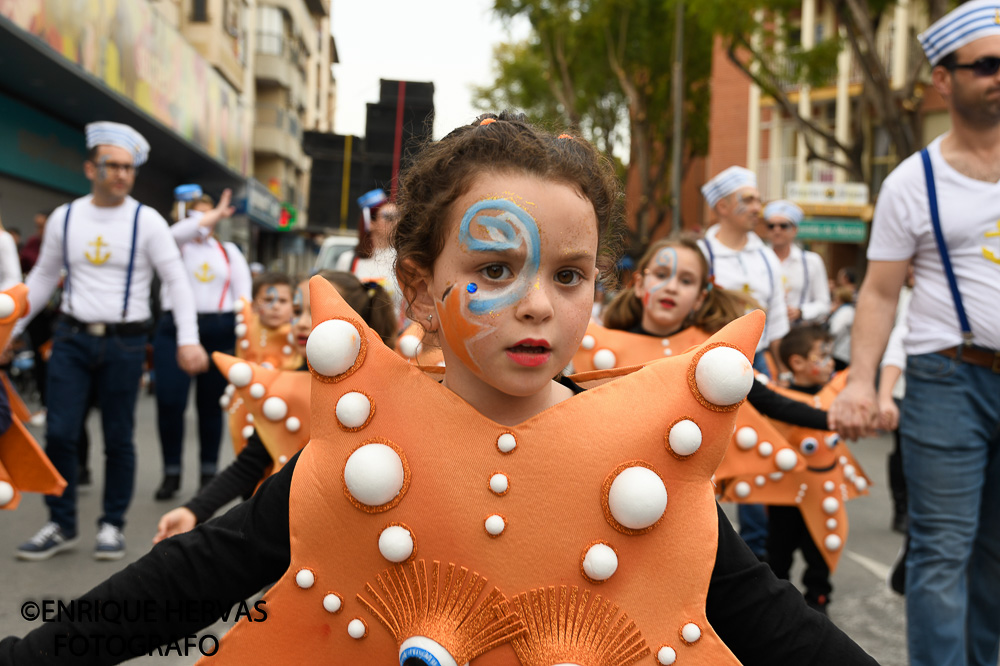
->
[[799, 251, 809, 309], [62, 202, 143, 321], [919, 148, 974, 346], [704, 240, 775, 305]]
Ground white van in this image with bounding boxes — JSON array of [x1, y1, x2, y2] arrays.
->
[[314, 234, 358, 273]]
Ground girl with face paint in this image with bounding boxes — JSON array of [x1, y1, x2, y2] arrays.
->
[[6, 114, 875, 666]]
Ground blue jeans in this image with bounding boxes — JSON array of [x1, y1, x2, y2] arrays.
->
[[743, 351, 772, 557], [153, 312, 234, 476], [901, 351, 1000, 666], [44, 321, 146, 534]]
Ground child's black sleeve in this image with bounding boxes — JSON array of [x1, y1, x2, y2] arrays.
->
[[0, 451, 298, 665], [707, 503, 880, 664], [185, 432, 273, 523], [0, 380, 12, 437], [747, 378, 829, 430]]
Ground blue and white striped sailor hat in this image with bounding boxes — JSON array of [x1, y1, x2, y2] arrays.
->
[[84, 121, 150, 166], [919, 0, 1000, 66], [700, 166, 757, 208], [763, 199, 804, 225]]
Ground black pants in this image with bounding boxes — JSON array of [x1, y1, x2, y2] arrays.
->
[[766, 505, 832, 602]]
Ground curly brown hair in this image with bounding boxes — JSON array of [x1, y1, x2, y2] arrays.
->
[[603, 235, 761, 334], [393, 111, 624, 307]]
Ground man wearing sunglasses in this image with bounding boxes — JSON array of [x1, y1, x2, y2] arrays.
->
[[830, 2, 1000, 664], [9, 121, 209, 563], [763, 199, 831, 327]]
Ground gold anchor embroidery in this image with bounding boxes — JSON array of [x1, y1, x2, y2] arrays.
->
[[195, 262, 216, 282], [983, 220, 1000, 265], [994, 8, 1000, 24], [85, 236, 111, 265]]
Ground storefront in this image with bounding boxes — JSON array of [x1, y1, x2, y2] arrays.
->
[[786, 182, 873, 278]]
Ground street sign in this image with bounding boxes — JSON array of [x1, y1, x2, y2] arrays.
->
[[797, 218, 868, 243], [786, 182, 869, 206]]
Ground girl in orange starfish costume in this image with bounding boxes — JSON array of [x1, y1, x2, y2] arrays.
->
[[0, 115, 876, 666]]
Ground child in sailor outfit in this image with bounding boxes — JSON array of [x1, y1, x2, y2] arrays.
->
[[0, 113, 876, 665]]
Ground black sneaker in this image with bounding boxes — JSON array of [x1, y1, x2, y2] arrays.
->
[[806, 594, 829, 615], [888, 540, 908, 595], [154, 474, 180, 501], [17, 522, 79, 561], [94, 522, 125, 561]]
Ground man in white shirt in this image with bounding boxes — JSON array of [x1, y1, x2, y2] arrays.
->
[[698, 166, 790, 560], [12, 121, 209, 562], [763, 200, 831, 325], [830, 4, 1000, 663], [698, 166, 790, 376]]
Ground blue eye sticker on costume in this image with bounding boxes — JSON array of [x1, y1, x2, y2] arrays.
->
[[458, 199, 541, 315]]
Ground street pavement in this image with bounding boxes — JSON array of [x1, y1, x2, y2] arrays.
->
[[0, 391, 913, 664]]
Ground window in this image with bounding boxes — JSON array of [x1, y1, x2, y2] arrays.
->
[[257, 5, 285, 56], [191, 0, 208, 22]]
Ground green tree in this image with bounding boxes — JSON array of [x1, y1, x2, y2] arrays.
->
[[688, 0, 949, 183], [476, 0, 714, 249]]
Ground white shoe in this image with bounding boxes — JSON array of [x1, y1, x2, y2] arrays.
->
[[28, 410, 46, 427], [94, 522, 126, 561]]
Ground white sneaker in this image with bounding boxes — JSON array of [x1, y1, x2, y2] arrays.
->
[[94, 522, 125, 561], [28, 410, 46, 427]]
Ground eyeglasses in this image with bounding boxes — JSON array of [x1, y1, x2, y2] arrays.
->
[[93, 160, 136, 175], [947, 56, 1000, 77], [767, 222, 793, 230]]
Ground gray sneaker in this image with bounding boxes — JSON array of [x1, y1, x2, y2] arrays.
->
[[94, 522, 125, 561], [17, 522, 79, 561]]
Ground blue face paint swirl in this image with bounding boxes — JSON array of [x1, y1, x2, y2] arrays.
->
[[457, 199, 541, 315], [644, 247, 679, 295]]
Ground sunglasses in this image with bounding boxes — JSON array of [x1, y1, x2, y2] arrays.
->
[[948, 56, 1000, 77], [767, 222, 793, 230]]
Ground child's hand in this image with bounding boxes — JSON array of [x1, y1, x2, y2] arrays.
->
[[877, 394, 899, 431], [154, 507, 198, 544]]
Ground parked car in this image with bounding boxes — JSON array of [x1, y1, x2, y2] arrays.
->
[[313, 234, 358, 273]]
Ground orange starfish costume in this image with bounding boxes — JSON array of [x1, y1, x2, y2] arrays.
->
[[0, 284, 66, 510], [199, 278, 765, 666], [395, 321, 445, 367], [572, 324, 804, 487], [214, 354, 310, 476], [225, 300, 303, 454], [718, 372, 871, 571]]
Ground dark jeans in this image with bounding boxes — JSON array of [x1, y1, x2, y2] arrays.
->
[[153, 311, 235, 476], [767, 504, 832, 602], [45, 321, 146, 534]]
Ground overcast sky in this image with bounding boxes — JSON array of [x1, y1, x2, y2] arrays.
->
[[330, 0, 530, 139]]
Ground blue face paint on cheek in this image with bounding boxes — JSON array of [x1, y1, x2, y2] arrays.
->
[[458, 199, 541, 316]]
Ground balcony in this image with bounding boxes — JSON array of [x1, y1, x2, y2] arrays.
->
[[759, 157, 842, 200], [254, 102, 308, 169], [255, 33, 306, 109]]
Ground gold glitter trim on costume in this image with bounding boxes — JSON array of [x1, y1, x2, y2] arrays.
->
[[687, 342, 746, 413], [601, 461, 667, 536], [665, 416, 699, 461], [507, 585, 650, 666], [336, 390, 376, 433], [309, 316, 368, 384], [341, 437, 411, 514], [357, 560, 525, 663], [579, 540, 619, 586]]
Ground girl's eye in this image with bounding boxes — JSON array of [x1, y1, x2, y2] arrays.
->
[[555, 269, 582, 285], [482, 264, 511, 280]]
